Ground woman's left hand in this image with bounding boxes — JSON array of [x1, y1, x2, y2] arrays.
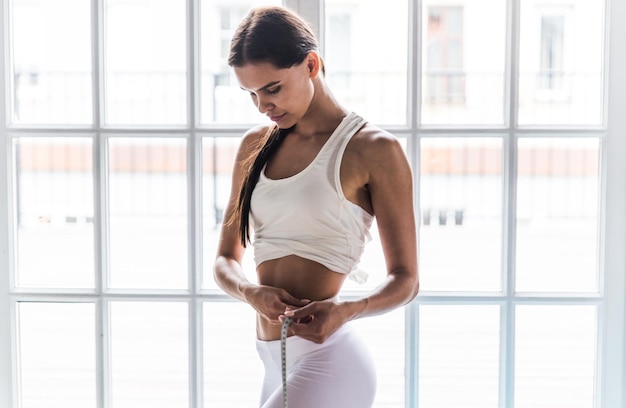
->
[[280, 299, 352, 344]]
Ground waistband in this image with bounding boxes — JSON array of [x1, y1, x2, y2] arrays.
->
[[255, 323, 354, 369]]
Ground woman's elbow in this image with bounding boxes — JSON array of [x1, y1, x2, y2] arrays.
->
[[394, 268, 419, 304], [406, 275, 419, 303]]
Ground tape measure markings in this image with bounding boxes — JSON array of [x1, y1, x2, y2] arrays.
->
[[281, 317, 293, 408]]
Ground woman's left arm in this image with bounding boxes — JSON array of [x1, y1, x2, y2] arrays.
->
[[285, 129, 419, 342]]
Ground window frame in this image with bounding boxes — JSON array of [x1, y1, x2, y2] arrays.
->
[[1, 1, 625, 408]]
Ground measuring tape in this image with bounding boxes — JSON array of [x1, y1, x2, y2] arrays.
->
[[281, 317, 293, 408]]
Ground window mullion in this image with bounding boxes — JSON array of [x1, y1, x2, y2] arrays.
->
[[191, 299, 204, 408], [504, 0, 520, 130], [407, 1, 421, 407], [0, 1, 13, 403], [187, 0, 202, 406], [188, 0, 198, 130], [100, 298, 113, 408], [187, 131, 203, 408], [410, 0, 421, 131], [500, 0, 521, 407], [187, 0, 200, 296], [188, 297, 200, 408], [92, 0, 103, 130], [500, 131, 517, 408], [95, 133, 111, 408], [91, 1, 109, 407], [93, 0, 108, 295], [94, 297, 105, 408], [405, 302, 419, 408]]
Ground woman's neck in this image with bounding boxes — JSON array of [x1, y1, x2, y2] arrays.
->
[[296, 79, 348, 137]]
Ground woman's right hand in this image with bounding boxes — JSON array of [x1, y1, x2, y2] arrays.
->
[[243, 284, 310, 324]]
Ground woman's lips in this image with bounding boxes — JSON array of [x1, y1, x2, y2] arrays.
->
[[270, 113, 286, 122]]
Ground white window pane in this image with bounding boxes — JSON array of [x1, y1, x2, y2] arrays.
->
[[518, 0, 605, 125], [421, 0, 507, 125], [14, 137, 95, 288], [104, 0, 187, 125], [419, 138, 503, 291], [516, 138, 599, 293], [419, 305, 500, 408], [325, 0, 409, 125], [108, 138, 188, 289], [203, 302, 261, 406], [17, 302, 96, 408], [110, 302, 189, 408], [199, 0, 281, 124], [10, 0, 92, 124], [351, 308, 405, 408], [202, 137, 237, 229], [515, 305, 598, 408]]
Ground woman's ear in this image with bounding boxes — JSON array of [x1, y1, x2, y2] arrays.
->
[[306, 51, 322, 78]]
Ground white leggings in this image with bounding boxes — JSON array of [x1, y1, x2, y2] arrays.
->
[[255, 323, 377, 408]]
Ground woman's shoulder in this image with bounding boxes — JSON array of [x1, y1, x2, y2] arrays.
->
[[236, 123, 274, 156], [242, 123, 273, 143], [350, 120, 405, 160]]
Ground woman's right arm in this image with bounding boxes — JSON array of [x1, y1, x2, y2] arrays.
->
[[213, 129, 257, 302]]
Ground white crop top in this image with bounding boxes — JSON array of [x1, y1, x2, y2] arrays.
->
[[250, 112, 374, 283]]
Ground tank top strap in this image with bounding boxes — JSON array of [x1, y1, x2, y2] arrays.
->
[[323, 112, 366, 154], [328, 112, 367, 195]]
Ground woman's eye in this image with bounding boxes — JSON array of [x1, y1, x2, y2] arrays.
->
[[267, 86, 281, 95]]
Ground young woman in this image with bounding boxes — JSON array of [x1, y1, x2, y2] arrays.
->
[[214, 6, 419, 407]]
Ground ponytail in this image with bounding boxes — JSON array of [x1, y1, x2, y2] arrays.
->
[[229, 125, 293, 246]]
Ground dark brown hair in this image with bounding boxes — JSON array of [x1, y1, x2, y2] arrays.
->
[[227, 6, 321, 246]]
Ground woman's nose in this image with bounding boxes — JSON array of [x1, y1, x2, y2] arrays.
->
[[256, 95, 273, 114]]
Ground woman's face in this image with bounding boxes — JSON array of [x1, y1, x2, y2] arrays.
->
[[234, 59, 315, 128]]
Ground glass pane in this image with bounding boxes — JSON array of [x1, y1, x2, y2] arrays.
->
[[202, 137, 255, 289], [325, 0, 409, 125], [104, 0, 187, 125], [515, 305, 597, 408], [516, 138, 599, 292], [203, 302, 261, 406], [419, 305, 500, 408], [199, 0, 281, 124], [518, 0, 605, 125], [421, 0, 506, 125], [108, 138, 188, 289], [351, 308, 405, 408], [17, 302, 96, 408], [10, 0, 92, 124], [14, 137, 95, 288], [110, 302, 188, 407], [419, 138, 502, 291]]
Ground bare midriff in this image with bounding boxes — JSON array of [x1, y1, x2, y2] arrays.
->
[[256, 255, 347, 340]]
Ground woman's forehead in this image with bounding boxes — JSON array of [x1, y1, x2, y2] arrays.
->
[[234, 63, 297, 91]]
